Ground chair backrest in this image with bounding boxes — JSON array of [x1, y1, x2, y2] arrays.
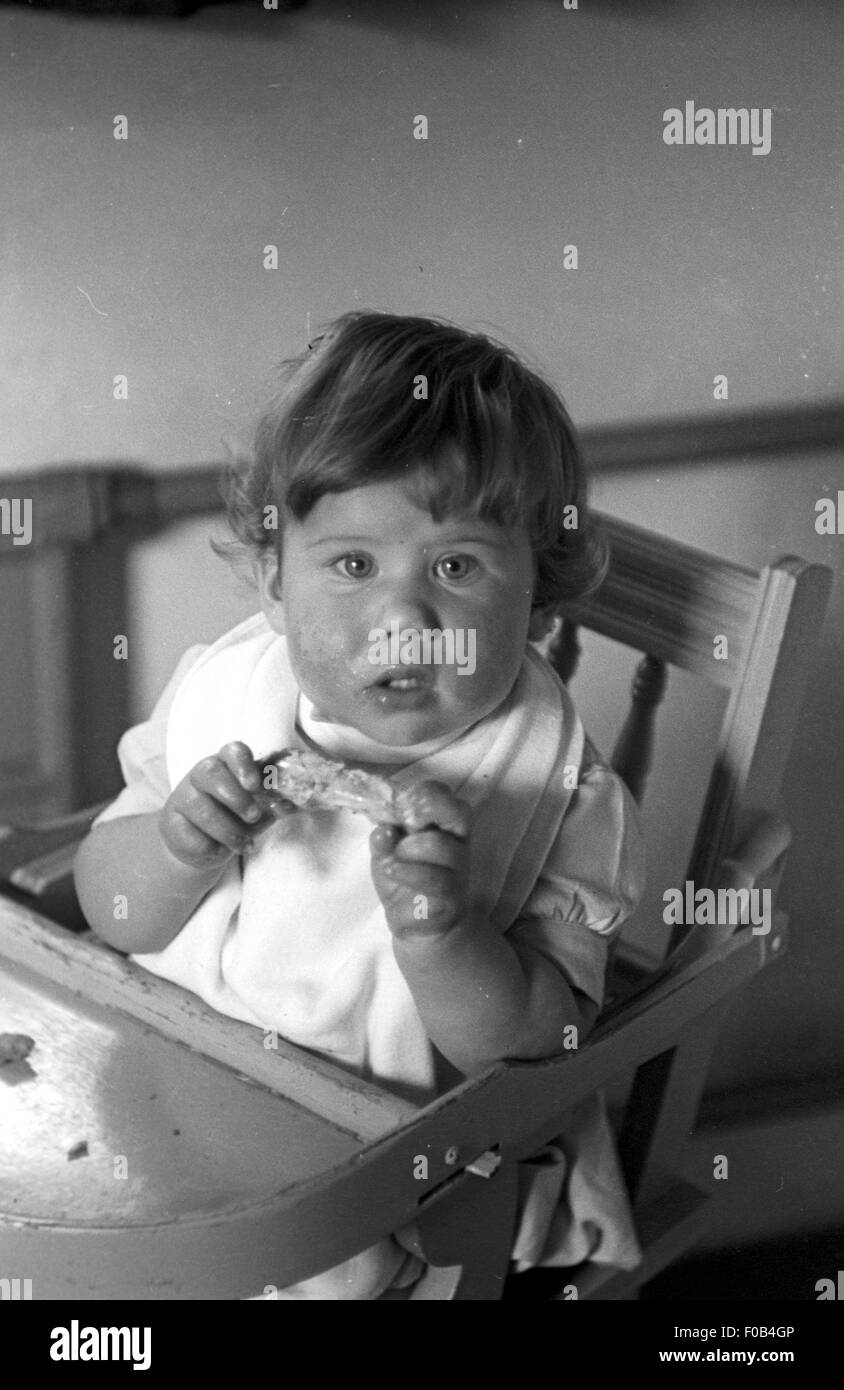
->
[[553, 513, 832, 958]]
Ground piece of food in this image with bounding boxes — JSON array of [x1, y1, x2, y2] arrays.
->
[[257, 748, 409, 825], [0, 1032, 35, 1065]]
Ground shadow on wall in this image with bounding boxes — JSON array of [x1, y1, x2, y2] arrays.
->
[[7, 0, 306, 17], [7, 0, 686, 42]]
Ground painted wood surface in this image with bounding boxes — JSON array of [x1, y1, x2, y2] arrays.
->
[[0, 889, 775, 1298], [0, 898, 417, 1144], [562, 512, 761, 687], [0, 956, 363, 1228]]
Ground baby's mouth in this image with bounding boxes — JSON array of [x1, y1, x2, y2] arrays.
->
[[368, 666, 433, 692]]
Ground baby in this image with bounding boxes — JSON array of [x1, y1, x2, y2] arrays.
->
[[74, 311, 646, 1299]]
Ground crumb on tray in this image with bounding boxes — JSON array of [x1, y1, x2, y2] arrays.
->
[[0, 1032, 35, 1065]]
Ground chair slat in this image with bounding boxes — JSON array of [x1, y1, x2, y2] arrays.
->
[[610, 655, 669, 803], [562, 512, 760, 687]]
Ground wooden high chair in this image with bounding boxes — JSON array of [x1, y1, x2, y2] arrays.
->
[[0, 467, 832, 1300]]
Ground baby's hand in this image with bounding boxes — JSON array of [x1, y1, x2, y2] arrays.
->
[[369, 781, 471, 940], [159, 741, 291, 870]]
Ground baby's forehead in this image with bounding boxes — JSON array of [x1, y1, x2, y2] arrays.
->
[[304, 480, 521, 538]]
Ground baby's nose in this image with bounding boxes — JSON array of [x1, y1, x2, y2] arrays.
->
[[373, 579, 440, 634]]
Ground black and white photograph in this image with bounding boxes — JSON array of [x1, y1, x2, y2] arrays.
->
[[0, 0, 841, 1349]]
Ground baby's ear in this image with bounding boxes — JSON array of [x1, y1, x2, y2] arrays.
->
[[527, 602, 559, 644], [256, 551, 286, 634]]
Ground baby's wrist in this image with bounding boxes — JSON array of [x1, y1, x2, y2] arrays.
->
[[156, 811, 231, 881]]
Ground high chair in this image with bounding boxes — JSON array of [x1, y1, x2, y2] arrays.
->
[[0, 465, 832, 1299]]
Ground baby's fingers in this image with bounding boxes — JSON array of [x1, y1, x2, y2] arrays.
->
[[217, 741, 262, 794], [174, 781, 257, 853], [391, 830, 466, 872], [192, 747, 262, 825], [397, 781, 471, 837], [370, 824, 402, 860], [379, 860, 458, 897], [160, 807, 234, 866]]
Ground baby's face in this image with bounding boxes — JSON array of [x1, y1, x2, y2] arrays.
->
[[259, 478, 544, 746]]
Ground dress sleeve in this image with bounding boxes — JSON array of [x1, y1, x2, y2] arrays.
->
[[92, 645, 209, 827], [508, 745, 646, 1011]]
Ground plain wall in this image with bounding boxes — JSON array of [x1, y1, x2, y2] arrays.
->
[[2, 0, 840, 470]]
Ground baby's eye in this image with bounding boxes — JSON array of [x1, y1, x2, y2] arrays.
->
[[434, 554, 478, 582], [332, 553, 374, 579]]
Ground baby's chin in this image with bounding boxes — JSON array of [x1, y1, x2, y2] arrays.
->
[[312, 695, 483, 748]]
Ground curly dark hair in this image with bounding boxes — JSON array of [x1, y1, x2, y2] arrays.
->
[[213, 310, 608, 611]]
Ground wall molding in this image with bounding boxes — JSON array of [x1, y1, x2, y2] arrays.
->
[[581, 398, 844, 471], [3, 401, 843, 516]]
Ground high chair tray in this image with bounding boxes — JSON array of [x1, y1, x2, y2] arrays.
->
[[0, 893, 425, 1298], [1, 891, 556, 1300], [0, 890, 776, 1299]]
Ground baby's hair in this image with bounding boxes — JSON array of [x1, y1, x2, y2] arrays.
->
[[214, 310, 608, 609]]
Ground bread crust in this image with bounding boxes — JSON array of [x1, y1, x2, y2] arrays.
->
[[258, 747, 406, 824]]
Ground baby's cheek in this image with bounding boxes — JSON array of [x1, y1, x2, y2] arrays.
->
[[286, 617, 358, 703], [467, 614, 527, 695], [289, 612, 344, 667]]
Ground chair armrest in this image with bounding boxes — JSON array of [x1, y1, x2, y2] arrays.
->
[[367, 925, 781, 1185], [523, 924, 778, 1143], [667, 811, 791, 971], [0, 802, 113, 931], [0, 803, 109, 891], [718, 811, 792, 891]]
